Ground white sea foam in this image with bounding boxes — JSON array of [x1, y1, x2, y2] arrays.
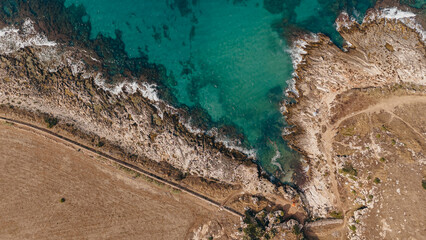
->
[[94, 73, 261, 157], [335, 11, 357, 31], [0, 15, 261, 163], [380, 7, 416, 19], [279, 104, 288, 114], [336, 8, 425, 43], [222, 140, 258, 159], [363, 7, 425, 43], [271, 147, 283, 172], [181, 117, 203, 134], [379, 7, 426, 42], [285, 40, 307, 98], [285, 34, 319, 98], [286, 39, 308, 70], [94, 74, 160, 102], [282, 127, 293, 136], [208, 130, 257, 159], [0, 18, 56, 54]]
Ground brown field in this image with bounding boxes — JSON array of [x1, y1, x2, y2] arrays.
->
[[0, 123, 239, 240]]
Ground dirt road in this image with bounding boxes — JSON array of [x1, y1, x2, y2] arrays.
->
[[0, 122, 240, 239]]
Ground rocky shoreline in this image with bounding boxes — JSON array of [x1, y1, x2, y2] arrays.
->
[[1, 1, 425, 239], [282, 6, 425, 239], [0, 16, 306, 219]]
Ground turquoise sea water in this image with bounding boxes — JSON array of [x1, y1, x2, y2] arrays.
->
[[64, 0, 375, 181]]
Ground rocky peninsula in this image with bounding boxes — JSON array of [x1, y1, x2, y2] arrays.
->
[[283, 6, 425, 239], [0, 1, 425, 239]]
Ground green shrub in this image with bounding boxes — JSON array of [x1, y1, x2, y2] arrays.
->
[[422, 180, 426, 190], [330, 211, 343, 219], [3, 121, 14, 126], [340, 164, 358, 176], [373, 177, 381, 184], [349, 225, 356, 232], [171, 188, 181, 194], [341, 127, 355, 136], [292, 224, 301, 235], [44, 116, 58, 128], [379, 157, 386, 162], [242, 210, 267, 240], [60, 198, 66, 203]]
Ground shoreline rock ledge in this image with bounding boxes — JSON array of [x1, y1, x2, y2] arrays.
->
[[283, 6, 425, 237], [0, 17, 301, 216]]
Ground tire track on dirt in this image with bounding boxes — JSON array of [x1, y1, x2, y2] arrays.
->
[[0, 116, 244, 218]]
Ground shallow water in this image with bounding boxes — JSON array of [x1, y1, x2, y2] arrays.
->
[[64, 0, 375, 181]]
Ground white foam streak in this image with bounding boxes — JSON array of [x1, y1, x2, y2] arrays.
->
[[0, 16, 261, 162], [94, 75, 160, 102], [363, 7, 425, 43], [94, 74, 260, 157], [205, 128, 257, 159], [381, 7, 416, 19], [0, 18, 56, 54], [380, 8, 425, 42], [222, 140, 258, 159], [335, 12, 357, 31], [271, 148, 283, 172], [285, 34, 319, 98]]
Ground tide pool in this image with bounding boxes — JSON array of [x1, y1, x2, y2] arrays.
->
[[64, 0, 375, 181]]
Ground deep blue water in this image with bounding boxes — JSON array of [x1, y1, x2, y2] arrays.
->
[[63, 0, 375, 181]]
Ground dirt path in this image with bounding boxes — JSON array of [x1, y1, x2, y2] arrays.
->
[[0, 116, 244, 218], [0, 122, 241, 239], [318, 95, 426, 236]]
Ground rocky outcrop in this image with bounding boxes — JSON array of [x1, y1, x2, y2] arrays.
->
[[0, 19, 282, 202], [283, 7, 425, 218]]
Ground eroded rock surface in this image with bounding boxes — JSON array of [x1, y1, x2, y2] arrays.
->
[[0, 19, 290, 208], [284, 7, 425, 240]]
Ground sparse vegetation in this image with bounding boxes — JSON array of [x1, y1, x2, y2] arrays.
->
[[374, 177, 381, 184], [3, 121, 14, 126], [44, 116, 58, 128], [341, 126, 355, 136], [422, 180, 426, 190], [292, 224, 301, 235], [391, 139, 396, 145], [380, 157, 386, 162], [117, 164, 138, 175], [340, 164, 358, 176], [171, 188, 181, 194], [242, 209, 267, 239], [241, 209, 284, 240], [349, 225, 357, 232], [115, 164, 182, 193], [330, 211, 344, 219], [60, 198, 66, 203]]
